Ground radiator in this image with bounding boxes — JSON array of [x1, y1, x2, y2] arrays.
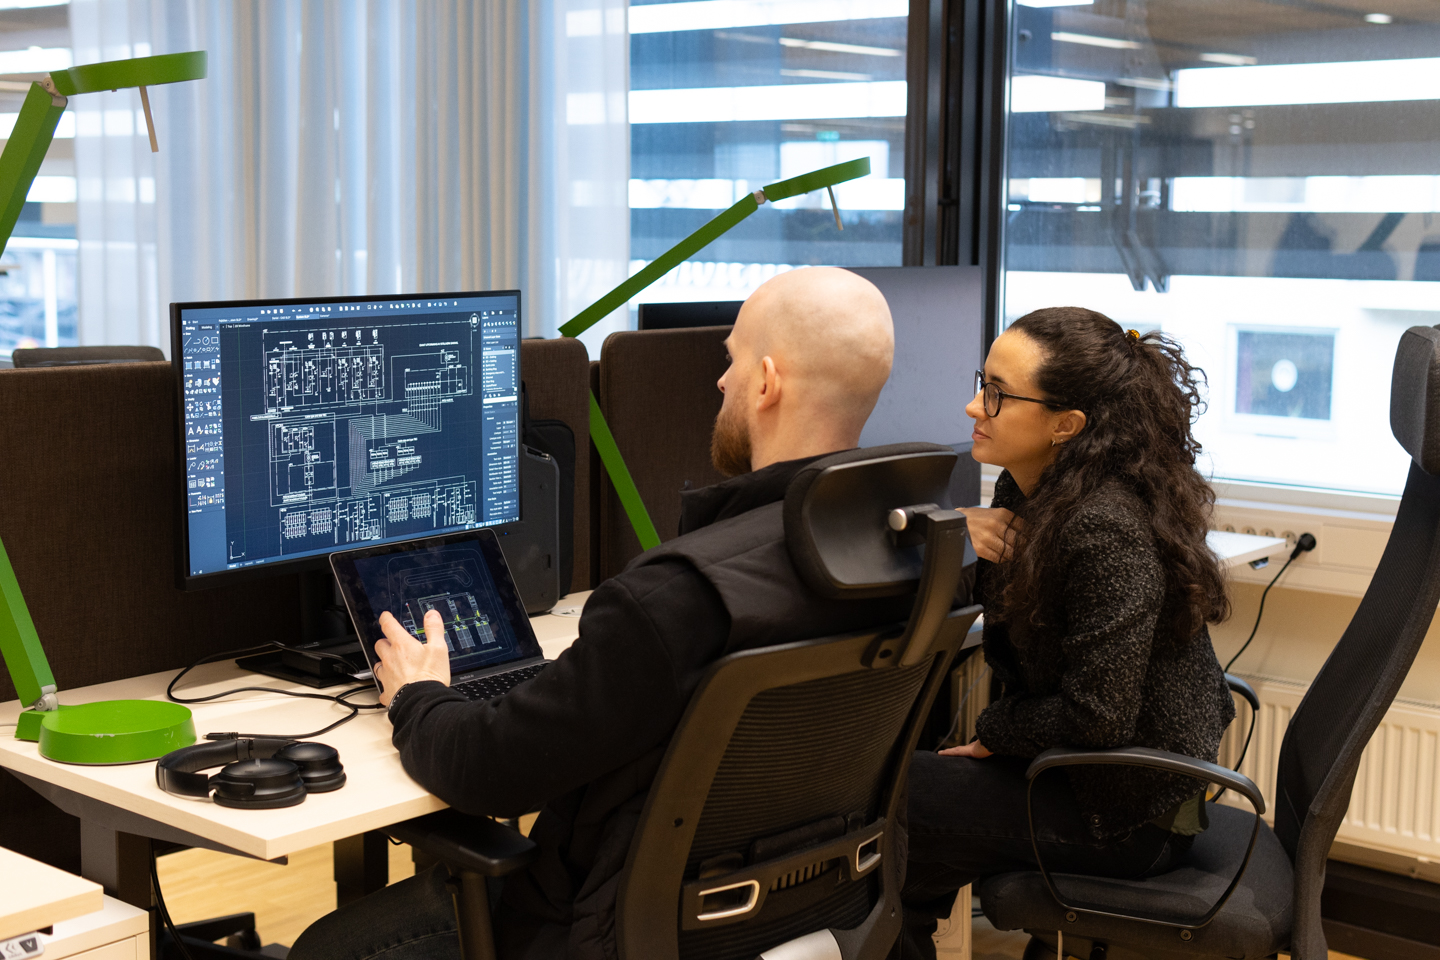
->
[[1218, 675, 1440, 865], [950, 656, 1440, 864]]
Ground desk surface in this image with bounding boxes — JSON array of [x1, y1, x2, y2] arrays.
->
[[0, 592, 590, 864], [0, 847, 104, 941], [1207, 530, 1289, 569]]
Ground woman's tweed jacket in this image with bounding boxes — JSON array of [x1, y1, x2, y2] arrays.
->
[[974, 470, 1236, 841]]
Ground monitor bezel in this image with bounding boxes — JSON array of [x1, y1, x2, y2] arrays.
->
[[170, 288, 523, 592]]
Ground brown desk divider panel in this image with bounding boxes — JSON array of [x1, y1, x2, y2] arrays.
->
[[520, 337, 592, 591], [596, 326, 731, 580], [0, 361, 302, 869]]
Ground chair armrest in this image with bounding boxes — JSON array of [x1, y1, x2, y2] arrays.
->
[[1025, 745, 1266, 814], [1021, 745, 1268, 931], [386, 809, 538, 877], [1224, 673, 1260, 713]]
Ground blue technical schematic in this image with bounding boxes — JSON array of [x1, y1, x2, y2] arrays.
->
[[350, 543, 524, 674], [178, 293, 521, 578]]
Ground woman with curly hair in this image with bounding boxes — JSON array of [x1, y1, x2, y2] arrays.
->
[[893, 307, 1236, 959]]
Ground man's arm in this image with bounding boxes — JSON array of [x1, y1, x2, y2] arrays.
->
[[385, 561, 730, 817]]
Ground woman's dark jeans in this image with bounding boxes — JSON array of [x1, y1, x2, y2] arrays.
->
[[891, 750, 1191, 960]]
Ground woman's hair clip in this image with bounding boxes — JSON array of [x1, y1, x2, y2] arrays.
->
[[1126, 328, 1141, 343]]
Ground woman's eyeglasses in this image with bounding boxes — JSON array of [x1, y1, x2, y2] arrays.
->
[[974, 371, 1063, 418]]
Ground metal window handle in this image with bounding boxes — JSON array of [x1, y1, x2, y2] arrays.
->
[[695, 879, 761, 922]]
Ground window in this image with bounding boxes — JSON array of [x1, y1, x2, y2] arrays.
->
[[0, 0, 76, 360], [628, 0, 908, 314], [1000, 0, 1439, 497]]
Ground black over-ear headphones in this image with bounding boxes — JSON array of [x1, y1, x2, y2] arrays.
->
[[155, 738, 346, 809]]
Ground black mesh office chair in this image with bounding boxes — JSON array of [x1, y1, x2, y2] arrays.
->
[[978, 324, 1440, 960], [390, 445, 983, 960], [11, 345, 163, 367]]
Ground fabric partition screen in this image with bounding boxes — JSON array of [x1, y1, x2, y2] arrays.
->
[[69, 0, 629, 348]]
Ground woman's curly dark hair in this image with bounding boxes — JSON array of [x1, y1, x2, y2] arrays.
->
[[998, 307, 1230, 641]]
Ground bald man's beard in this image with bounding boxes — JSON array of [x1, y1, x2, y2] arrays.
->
[[710, 402, 752, 478]]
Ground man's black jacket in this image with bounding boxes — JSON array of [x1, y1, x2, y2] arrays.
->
[[387, 453, 911, 960]]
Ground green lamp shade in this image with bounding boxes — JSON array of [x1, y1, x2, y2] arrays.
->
[[21, 700, 195, 764]]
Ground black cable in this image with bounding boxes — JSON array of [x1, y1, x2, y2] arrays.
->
[[167, 642, 384, 741], [1224, 533, 1316, 674], [150, 848, 197, 960]]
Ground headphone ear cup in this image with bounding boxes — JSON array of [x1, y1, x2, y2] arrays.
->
[[210, 759, 308, 809], [276, 741, 346, 793]]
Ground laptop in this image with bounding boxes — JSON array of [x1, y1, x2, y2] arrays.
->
[[330, 528, 549, 702]]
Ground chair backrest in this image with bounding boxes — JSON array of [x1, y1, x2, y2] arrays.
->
[[614, 447, 980, 960], [596, 326, 731, 580], [1275, 324, 1440, 956], [11, 345, 165, 367]]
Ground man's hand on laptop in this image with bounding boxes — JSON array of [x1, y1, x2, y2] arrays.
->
[[374, 609, 452, 707]]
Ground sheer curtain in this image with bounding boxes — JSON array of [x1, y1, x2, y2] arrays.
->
[[69, 0, 628, 349]]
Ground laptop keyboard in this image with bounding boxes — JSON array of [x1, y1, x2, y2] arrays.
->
[[453, 663, 548, 702]]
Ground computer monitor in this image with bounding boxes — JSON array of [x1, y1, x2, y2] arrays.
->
[[848, 266, 983, 508], [173, 291, 522, 590], [637, 300, 743, 330]]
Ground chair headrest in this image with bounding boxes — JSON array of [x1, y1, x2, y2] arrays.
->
[[1390, 326, 1440, 475], [784, 443, 962, 599]]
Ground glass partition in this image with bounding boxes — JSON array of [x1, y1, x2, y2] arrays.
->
[[1000, 0, 1440, 496], [628, 0, 908, 314]]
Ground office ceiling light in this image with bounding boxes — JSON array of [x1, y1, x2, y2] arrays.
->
[[1199, 52, 1259, 66], [1051, 32, 1140, 50], [1010, 74, 1107, 113], [778, 37, 901, 57], [0, 0, 68, 8], [629, 0, 907, 34], [1176, 56, 1440, 108], [0, 47, 71, 74], [1365, 13, 1393, 23], [780, 68, 873, 81], [630, 80, 906, 124], [1017, 0, 1093, 6]]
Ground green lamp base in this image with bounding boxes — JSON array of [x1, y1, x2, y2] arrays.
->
[[15, 700, 195, 764]]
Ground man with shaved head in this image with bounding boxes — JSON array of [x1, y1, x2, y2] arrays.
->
[[292, 267, 903, 960], [712, 266, 894, 476]]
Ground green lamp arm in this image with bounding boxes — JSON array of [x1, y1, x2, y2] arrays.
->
[[0, 53, 205, 715], [560, 157, 872, 549], [0, 52, 206, 256], [0, 533, 56, 711]]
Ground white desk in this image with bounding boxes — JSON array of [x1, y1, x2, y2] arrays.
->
[[1207, 530, 1288, 569], [0, 592, 589, 948], [0, 847, 147, 960]]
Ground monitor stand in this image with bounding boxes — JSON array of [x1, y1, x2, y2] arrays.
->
[[236, 570, 367, 688]]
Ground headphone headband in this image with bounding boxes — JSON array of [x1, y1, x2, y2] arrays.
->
[[155, 737, 297, 798]]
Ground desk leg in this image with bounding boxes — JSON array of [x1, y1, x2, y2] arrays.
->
[[334, 831, 390, 907], [81, 820, 160, 958]]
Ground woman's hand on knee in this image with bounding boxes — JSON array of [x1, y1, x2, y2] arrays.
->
[[957, 507, 1021, 564], [938, 739, 993, 759]]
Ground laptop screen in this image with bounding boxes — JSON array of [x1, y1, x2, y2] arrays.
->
[[331, 528, 542, 678]]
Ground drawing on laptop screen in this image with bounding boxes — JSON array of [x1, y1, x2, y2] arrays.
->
[[351, 545, 523, 674]]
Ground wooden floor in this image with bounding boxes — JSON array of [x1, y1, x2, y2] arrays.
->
[[156, 841, 419, 949], [157, 847, 1366, 958]]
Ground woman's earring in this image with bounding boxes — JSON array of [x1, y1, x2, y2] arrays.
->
[[1051, 439, 1058, 447]]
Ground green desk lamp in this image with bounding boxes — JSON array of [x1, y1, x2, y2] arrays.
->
[[0, 52, 205, 764]]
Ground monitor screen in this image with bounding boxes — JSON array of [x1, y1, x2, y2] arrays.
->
[[174, 291, 521, 585], [847, 266, 984, 507]]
